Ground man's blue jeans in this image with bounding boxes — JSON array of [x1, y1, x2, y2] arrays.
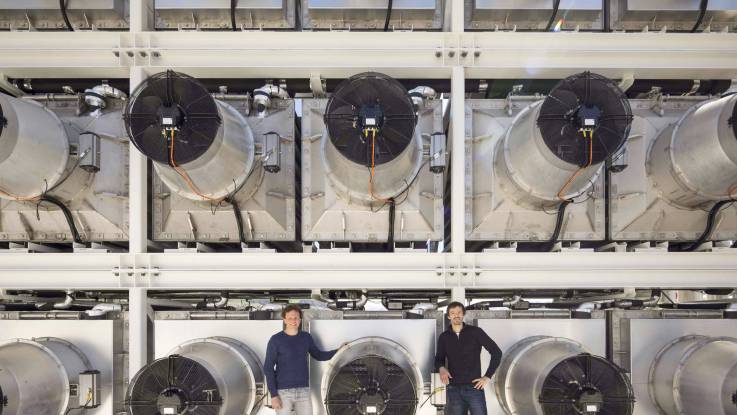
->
[[445, 384, 487, 415]]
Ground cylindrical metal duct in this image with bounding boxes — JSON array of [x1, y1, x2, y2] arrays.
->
[[154, 100, 257, 201], [647, 94, 737, 208], [649, 335, 737, 415], [321, 72, 423, 207], [495, 336, 634, 415], [0, 337, 92, 415], [322, 129, 423, 206], [321, 336, 423, 415], [125, 71, 257, 201], [125, 337, 264, 415], [0, 93, 70, 200], [495, 72, 632, 209]]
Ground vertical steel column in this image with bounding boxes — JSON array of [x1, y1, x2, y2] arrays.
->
[[451, 286, 466, 304], [451, 66, 466, 253], [450, 0, 465, 33], [129, 0, 153, 32], [128, 287, 148, 378], [129, 67, 148, 254]]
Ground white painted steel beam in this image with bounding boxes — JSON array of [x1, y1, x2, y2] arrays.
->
[[128, 287, 148, 378], [0, 252, 735, 290], [450, 66, 465, 253], [465, 32, 737, 80], [129, 67, 148, 254]]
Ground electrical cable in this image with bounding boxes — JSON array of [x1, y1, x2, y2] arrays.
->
[[419, 387, 445, 408], [230, 0, 238, 31], [544, 200, 571, 252], [388, 198, 396, 252], [167, 129, 223, 203], [557, 129, 594, 201], [37, 194, 83, 244], [383, 0, 394, 31], [684, 199, 733, 252], [691, 0, 709, 33], [545, 0, 562, 31], [59, 0, 74, 31], [63, 393, 92, 414], [225, 196, 247, 245]]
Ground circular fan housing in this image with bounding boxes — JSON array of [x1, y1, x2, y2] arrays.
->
[[322, 337, 423, 415], [537, 72, 632, 166], [125, 70, 221, 165], [126, 355, 223, 415], [540, 354, 635, 415], [326, 355, 417, 415], [324, 72, 417, 166]]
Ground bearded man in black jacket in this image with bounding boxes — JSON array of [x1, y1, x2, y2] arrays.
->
[[434, 301, 503, 415]]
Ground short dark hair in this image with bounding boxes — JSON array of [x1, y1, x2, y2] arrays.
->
[[281, 304, 303, 319], [447, 301, 466, 314]]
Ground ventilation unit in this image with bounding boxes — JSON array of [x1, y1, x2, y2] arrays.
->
[[0, 0, 128, 31], [301, 0, 444, 31], [465, 0, 604, 31], [301, 72, 445, 246], [154, 0, 296, 30], [125, 71, 295, 247], [125, 337, 265, 415]]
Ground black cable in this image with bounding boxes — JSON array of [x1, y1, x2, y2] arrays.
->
[[387, 198, 396, 252], [59, 0, 74, 31], [225, 196, 247, 245], [691, 0, 709, 33], [544, 200, 571, 252], [545, 0, 562, 31], [684, 199, 733, 251], [383, 0, 394, 32], [230, 0, 238, 31], [37, 195, 83, 244]]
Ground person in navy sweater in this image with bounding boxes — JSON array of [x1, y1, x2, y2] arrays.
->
[[264, 304, 346, 414]]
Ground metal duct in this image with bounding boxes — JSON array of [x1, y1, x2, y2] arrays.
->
[[495, 336, 634, 415], [321, 336, 423, 415], [321, 72, 425, 206], [647, 94, 737, 208], [0, 93, 71, 200], [495, 72, 632, 209], [0, 337, 92, 415], [649, 335, 737, 415], [125, 71, 257, 201], [125, 337, 264, 415]]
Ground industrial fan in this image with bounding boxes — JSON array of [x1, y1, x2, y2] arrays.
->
[[324, 72, 417, 167], [125, 355, 223, 415], [124, 70, 221, 166], [325, 355, 419, 415], [538, 353, 635, 415], [537, 71, 633, 167]]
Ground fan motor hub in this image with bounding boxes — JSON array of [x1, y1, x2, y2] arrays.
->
[[356, 384, 388, 415], [358, 104, 384, 133], [157, 387, 187, 414], [576, 105, 602, 129], [157, 105, 184, 130], [574, 385, 603, 414]]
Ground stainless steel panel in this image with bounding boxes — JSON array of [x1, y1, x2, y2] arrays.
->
[[154, 0, 295, 30], [466, 0, 603, 30], [301, 98, 444, 243], [156, 0, 286, 9], [609, 98, 737, 242], [465, 99, 605, 242], [474, 0, 601, 11], [301, 0, 443, 30], [307, 0, 436, 10], [0, 99, 129, 243], [308, 319, 437, 415], [153, 319, 282, 362], [475, 318, 606, 415], [0, 320, 117, 415], [0, 0, 121, 10], [610, 0, 737, 31], [629, 319, 737, 415], [152, 99, 296, 243], [0, 0, 128, 30]]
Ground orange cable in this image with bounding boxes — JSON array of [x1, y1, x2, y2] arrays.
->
[[367, 128, 391, 203], [168, 129, 223, 203], [557, 129, 594, 201]]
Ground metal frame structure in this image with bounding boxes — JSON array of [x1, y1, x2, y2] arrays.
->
[[1, 0, 737, 382]]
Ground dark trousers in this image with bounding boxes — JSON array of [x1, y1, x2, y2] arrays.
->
[[445, 384, 487, 415]]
